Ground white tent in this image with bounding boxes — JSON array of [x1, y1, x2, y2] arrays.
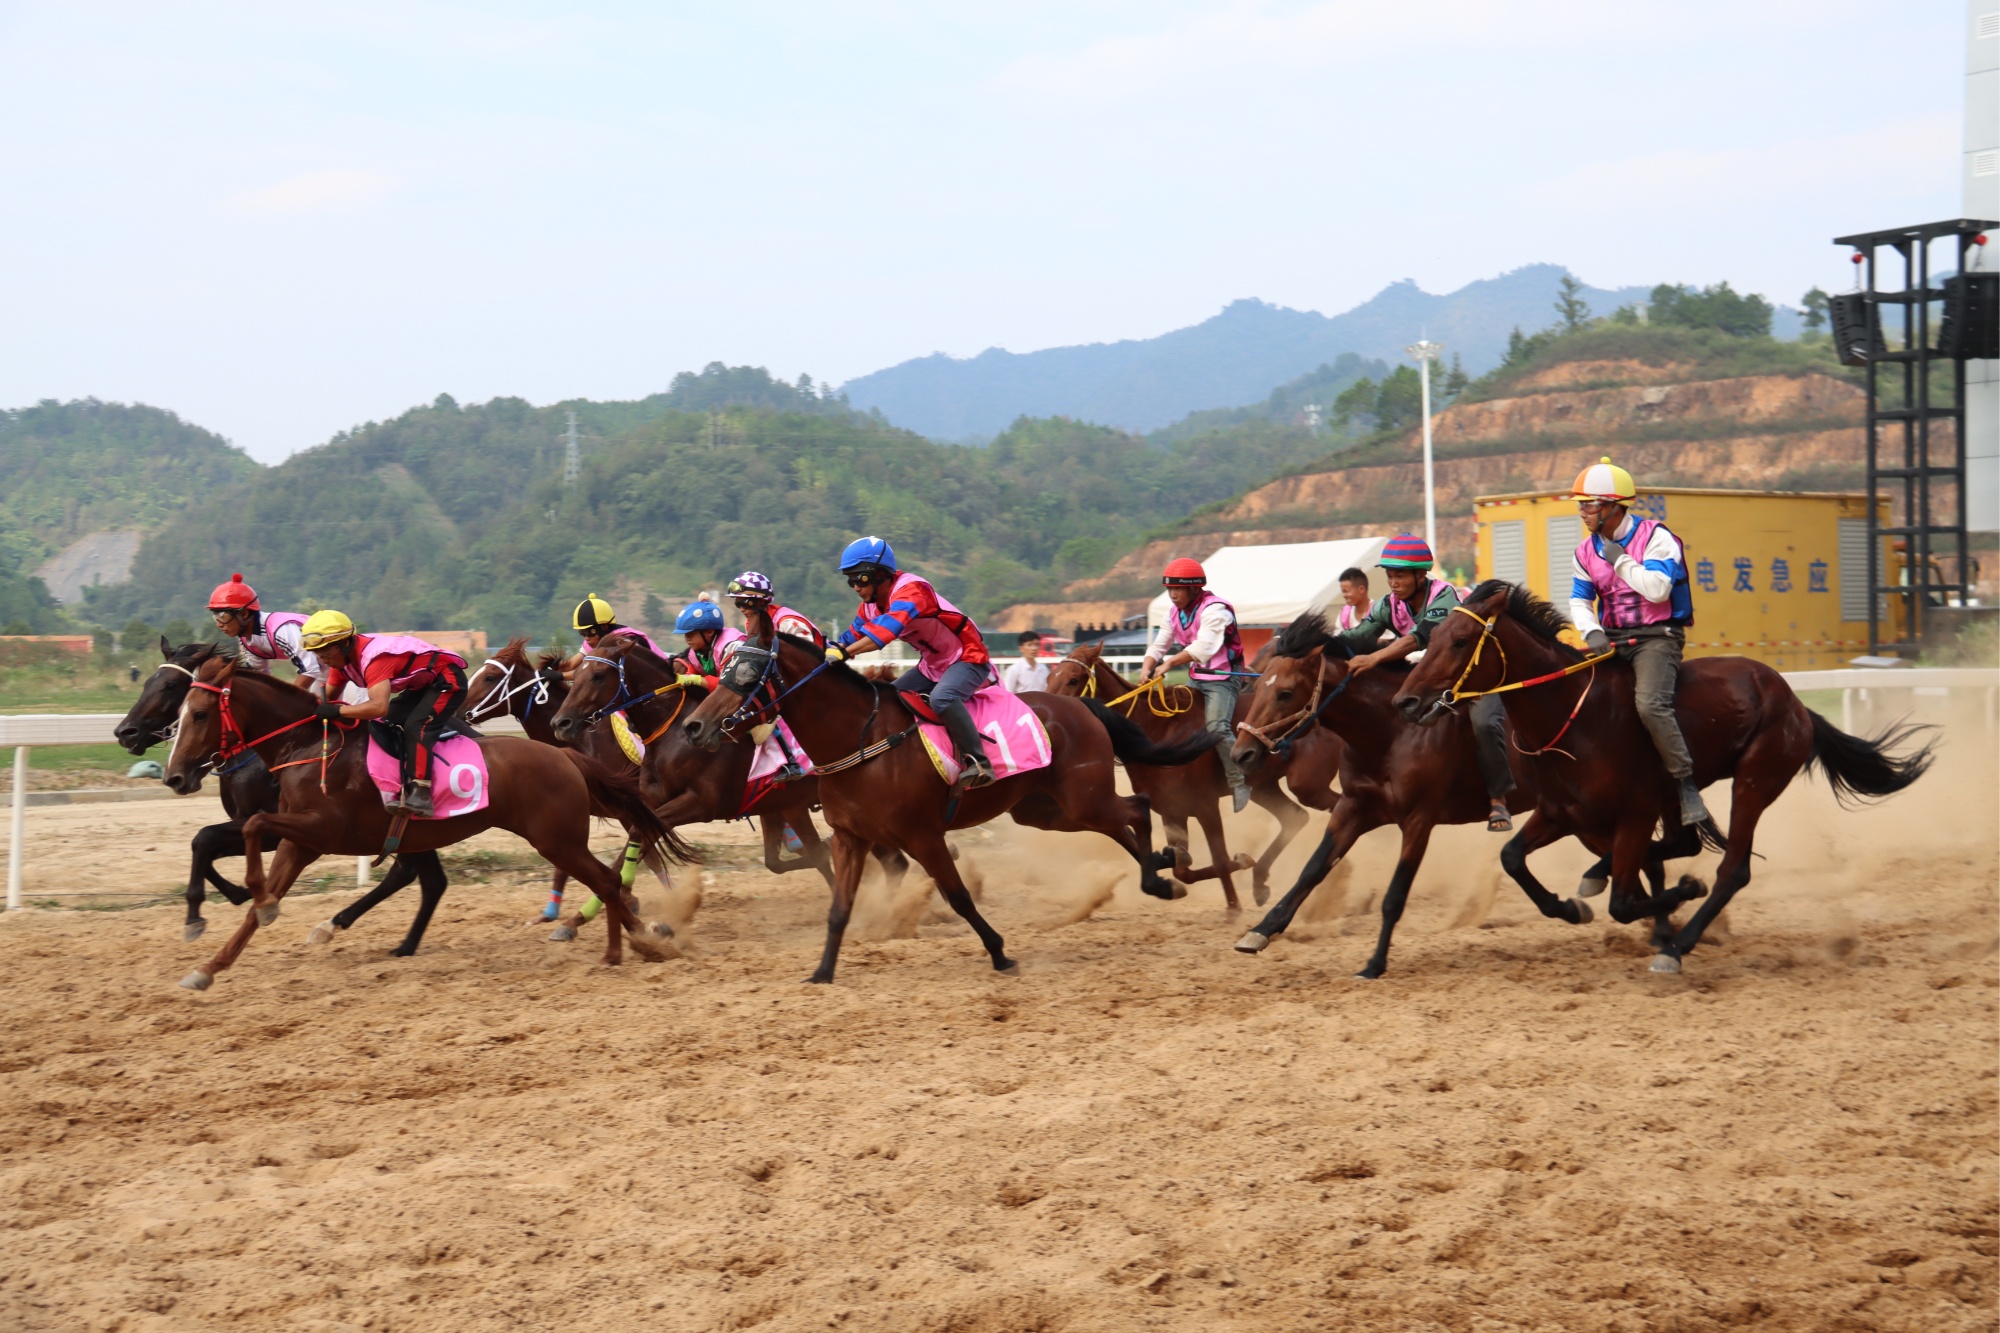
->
[[1147, 536, 1393, 643]]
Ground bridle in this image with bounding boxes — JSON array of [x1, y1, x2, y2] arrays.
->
[[708, 642, 918, 774], [1235, 661, 1335, 755], [574, 651, 703, 726], [137, 660, 201, 745], [1427, 604, 1616, 759], [181, 677, 340, 784], [1046, 656, 1096, 698], [465, 656, 550, 722]]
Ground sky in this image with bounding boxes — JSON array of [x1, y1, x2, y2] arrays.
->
[[0, 1, 1970, 461]]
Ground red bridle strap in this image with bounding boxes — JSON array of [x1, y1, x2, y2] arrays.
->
[[187, 680, 327, 766]]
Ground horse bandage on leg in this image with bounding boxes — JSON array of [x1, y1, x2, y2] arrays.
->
[[619, 841, 643, 889], [579, 895, 604, 921]]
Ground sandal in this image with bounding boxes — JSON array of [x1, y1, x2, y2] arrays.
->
[[1487, 801, 1513, 833]]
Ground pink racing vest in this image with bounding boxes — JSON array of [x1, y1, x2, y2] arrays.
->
[[1387, 578, 1458, 637], [1575, 518, 1681, 629], [334, 634, 469, 695], [1334, 602, 1364, 632], [883, 571, 981, 681], [689, 626, 746, 676], [770, 605, 822, 645], [1167, 591, 1246, 683], [237, 610, 310, 671]]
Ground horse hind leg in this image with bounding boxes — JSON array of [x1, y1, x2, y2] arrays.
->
[[1656, 779, 1775, 974], [1194, 810, 1243, 913], [1497, 814, 1594, 926], [391, 852, 450, 957], [185, 822, 247, 941], [312, 854, 422, 944]]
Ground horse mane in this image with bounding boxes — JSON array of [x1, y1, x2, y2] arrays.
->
[[599, 631, 679, 678], [170, 640, 225, 666], [1468, 579, 1582, 661], [489, 634, 531, 666], [208, 657, 317, 700], [1270, 612, 1354, 661], [535, 648, 566, 671], [773, 631, 884, 694]]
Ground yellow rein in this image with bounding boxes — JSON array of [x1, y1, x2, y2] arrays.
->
[[1442, 605, 1614, 703], [1100, 673, 1195, 718]]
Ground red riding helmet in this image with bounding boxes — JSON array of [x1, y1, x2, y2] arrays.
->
[[1162, 557, 1206, 587], [207, 573, 260, 613]]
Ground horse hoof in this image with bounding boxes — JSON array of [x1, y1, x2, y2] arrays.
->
[[1649, 953, 1683, 974], [995, 959, 1020, 976], [1568, 898, 1594, 925], [803, 974, 833, 985], [254, 901, 280, 927], [179, 970, 213, 992], [647, 921, 675, 939], [183, 920, 206, 943], [1352, 969, 1383, 982], [306, 919, 340, 945], [1252, 886, 1270, 908], [1234, 931, 1270, 955], [547, 925, 577, 943], [1577, 876, 1608, 899]]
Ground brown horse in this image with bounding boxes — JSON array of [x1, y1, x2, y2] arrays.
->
[[1044, 642, 1328, 910], [550, 632, 910, 896], [115, 640, 451, 954], [1394, 581, 1935, 973], [163, 656, 693, 988], [680, 609, 1215, 983]]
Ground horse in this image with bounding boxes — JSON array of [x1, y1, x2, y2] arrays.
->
[[162, 656, 694, 989], [679, 608, 1218, 983], [114, 640, 450, 955], [1393, 581, 1935, 973], [1043, 642, 1326, 911], [548, 632, 910, 898]]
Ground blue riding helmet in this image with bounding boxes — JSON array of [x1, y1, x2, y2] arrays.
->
[[674, 601, 725, 635], [839, 536, 897, 573]]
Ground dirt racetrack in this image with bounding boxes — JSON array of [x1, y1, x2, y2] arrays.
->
[[0, 714, 1994, 1332]]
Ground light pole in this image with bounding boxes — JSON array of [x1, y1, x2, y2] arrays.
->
[[1405, 339, 1443, 553]]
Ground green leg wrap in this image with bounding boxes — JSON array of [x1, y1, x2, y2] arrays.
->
[[579, 895, 604, 922], [619, 841, 643, 889]]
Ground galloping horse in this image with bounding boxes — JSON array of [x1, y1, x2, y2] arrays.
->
[[1394, 581, 1934, 973], [163, 656, 692, 989], [680, 608, 1216, 983], [549, 633, 909, 893], [115, 640, 449, 954], [1044, 642, 1327, 911]]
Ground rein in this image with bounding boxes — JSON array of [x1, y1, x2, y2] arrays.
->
[[186, 679, 350, 792], [466, 656, 549, 722], [1236, 663, 1349, 754], [1100, 674, 1195, 718], [579, 652, 699, 724], [1438, 605, 1615, 761], [718, 645, 912, 773]]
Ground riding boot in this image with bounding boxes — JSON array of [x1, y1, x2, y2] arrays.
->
[[401, 779, 434, 818], [1677, 777, 1710, 828], [939, 702, 996, 789]]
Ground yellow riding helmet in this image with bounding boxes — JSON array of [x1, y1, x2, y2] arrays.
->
[[1571, 456, 1637, 503], [299, 609, 356, 651], [572, 593, 616, 632]]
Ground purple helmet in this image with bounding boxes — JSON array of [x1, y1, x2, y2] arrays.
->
[[726, 570, 774, 602]]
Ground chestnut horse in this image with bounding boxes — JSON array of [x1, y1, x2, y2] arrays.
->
[[163, 656, 693, 989], [115, 640, 449, 954], [681, 608, 1216, 983], [1394, 581, 1934, 973], [549, 633, 909, 895], [1044, 642, 1330, 910]]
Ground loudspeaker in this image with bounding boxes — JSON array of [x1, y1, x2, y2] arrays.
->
[[1828, 293, 1883, 366], [1938, 273, 1999, 359]]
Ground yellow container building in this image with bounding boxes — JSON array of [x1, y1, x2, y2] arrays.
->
[[1473, 488, 1894, 671]]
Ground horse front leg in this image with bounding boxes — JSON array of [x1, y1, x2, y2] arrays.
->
[[808, 828, 872, 984], [184, 821, 247, 942], [1356, 819, 1437, 980], [1247, 782, 1309, 908], [1497, 810, 1594, 925], [1193, 809, 1242, 913], [182, 835, 319, 991], [391, 852, 450, 957], [1235, 799, 1375, 954]]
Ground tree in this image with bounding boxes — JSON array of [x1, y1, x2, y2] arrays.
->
[[640, 591, 667, 628], [1373, 365, 1425, 432], [1442, 354, 1469, 402], [1331, 376, 1379, 433], [1800, 287, 1830, 333], [1648, 281, 1773, 337], [119, 617, 156, 654], [1554, 274, 1592, 332]]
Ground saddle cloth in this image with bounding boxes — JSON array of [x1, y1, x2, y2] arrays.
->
[[364, 733, 492, 820], [914, 682, 1052, 787], [737, 719, 813, 818]]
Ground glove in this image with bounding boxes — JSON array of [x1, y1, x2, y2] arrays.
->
[[824, 644, 847, 664], [1585, 630, 1610, 656], [315, 701, 345, 721], [675, 673, 706, 689]]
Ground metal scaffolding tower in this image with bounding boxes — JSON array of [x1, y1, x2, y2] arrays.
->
[[562, 410, 580, 487], [1831, 218, 1996, 655]]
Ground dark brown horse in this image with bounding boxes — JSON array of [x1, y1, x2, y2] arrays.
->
[[1394, 581, 1934, 973], [115, 640, 449, 954], [163, 656, 692, 988], [1044, 642, 1327, 910], [549, 633, 909, 893], [680, 609, 1215, 983]]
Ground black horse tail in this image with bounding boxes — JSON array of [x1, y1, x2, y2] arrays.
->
[[1079, 697, 1221, 768], [1804, 711, 1937, 807], [564, 750, 702, 867]]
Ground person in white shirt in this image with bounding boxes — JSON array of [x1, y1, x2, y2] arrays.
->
[[1140, 557, 1252, 812], [1001, 630, 1050, 693]]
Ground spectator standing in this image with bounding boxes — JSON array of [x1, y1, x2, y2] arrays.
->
[[1334, 566, 1372, 632], [1001, 630, 1050, 693]]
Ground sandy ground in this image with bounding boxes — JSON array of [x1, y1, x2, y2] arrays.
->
[[0, 708, 1995, 1333]]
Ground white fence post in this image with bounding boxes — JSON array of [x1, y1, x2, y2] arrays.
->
[[357, 856, 369, 886], [8, 745, 27, 910]]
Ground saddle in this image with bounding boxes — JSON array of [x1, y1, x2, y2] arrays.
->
[[367, 715, 481, 761], [898, 690, 942, 724]]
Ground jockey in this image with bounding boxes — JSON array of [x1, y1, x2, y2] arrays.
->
[[674, 598, 746, 687], [825, 536, 996, 788], [565, 593, 668, 674], [1140, 557, 1252, 813], [300, 611, 469, 818], [1340, 535, 1517, 832], [1568, 457, 1708, 827], [725, 571, 822, 646], [206, 574, 340, 698]]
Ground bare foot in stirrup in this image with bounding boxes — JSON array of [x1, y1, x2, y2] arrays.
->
[[1487, 799, 1512, 832]]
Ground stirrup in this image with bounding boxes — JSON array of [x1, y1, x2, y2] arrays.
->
[[957, 754, 997, 791], [400, 779, 434, 819]]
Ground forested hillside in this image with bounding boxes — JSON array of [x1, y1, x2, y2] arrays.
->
[[89, 367, 1341, 637]]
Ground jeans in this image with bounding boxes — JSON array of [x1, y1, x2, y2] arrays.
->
[[1194, 676, 1248, 790], [1615, 629, 1694, 780], [1470, 694, 1514, 799], [894, 659, 994, 710]]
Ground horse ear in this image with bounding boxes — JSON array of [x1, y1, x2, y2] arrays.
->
[[159, 635, 172, 659]]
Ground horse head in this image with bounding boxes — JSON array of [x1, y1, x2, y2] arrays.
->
[[116, 640, 224, 755], [463, 636, 539, 724], [163, 653, 239, 794], [1043, 642, 1102, 697], [1231, 612, 1350, 771], [1393, 581, 1521, 725], [550, 635, 627, 743]]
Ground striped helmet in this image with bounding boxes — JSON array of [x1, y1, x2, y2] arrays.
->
[[1571, 456, 1637, 502], [1378, 534, 1434, 570]]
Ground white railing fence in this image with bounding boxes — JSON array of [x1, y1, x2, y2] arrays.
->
[[2, 671, 1991, 909]]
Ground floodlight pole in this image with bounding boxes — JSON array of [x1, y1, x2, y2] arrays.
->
[[1406, 339, 1443, 553]]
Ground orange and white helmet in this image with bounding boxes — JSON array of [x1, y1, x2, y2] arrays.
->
[[1571, 456, 1636, 503]]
